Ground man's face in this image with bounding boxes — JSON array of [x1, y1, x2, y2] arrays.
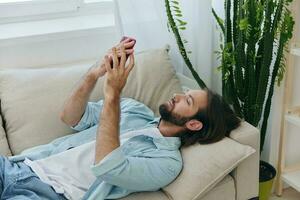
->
[[159, 89, 208, 126]]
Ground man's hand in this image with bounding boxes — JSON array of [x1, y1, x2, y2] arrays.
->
[[103, 44, 135, 99], [107, 38, 135, 60], [94, 44, 134, 164], [88, 38, 135, 81]]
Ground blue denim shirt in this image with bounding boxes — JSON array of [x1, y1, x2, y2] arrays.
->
[[9, 98, 182, 200]]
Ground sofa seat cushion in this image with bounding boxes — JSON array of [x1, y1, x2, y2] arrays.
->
[[0, 46, 182, 154], [119, 175, 235, 200], [0, 113, 11, 156], [119, 190, 169, 200], [201, 175, 235, 200]]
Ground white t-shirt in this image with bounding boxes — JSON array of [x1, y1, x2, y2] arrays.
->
[[24, 128, 162, 200]]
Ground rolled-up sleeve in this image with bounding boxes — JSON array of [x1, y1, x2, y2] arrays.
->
[[71, 100, 104, 131], [90, 149, 182, 191], [70, 98, 137, 132]]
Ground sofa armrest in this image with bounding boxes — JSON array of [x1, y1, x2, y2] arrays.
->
[[229, 121, 260, 200]]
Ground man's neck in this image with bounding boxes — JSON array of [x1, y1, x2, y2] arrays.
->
[[158, 119, 185, 137]]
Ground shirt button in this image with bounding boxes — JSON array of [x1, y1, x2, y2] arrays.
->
[[168, 167, 176, 175]]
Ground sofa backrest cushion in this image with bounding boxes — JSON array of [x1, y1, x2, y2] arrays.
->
[[0, 113, 12, 156], [0, 47, 182, 154]]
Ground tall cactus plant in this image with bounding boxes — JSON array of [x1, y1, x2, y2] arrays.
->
[[213, 0, 295, 152]]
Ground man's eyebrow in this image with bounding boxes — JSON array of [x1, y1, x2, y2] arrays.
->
[[188, 94, 194, 105]]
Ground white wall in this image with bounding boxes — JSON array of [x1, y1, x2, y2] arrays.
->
[[0, 33, 117, 69], [0, 0, 118, 69], [179, 0, 213, 87], [115, 0, 213, 87]]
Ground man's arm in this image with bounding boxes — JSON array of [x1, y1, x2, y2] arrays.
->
[[60, 65, 105, 127], [94, 45, 134, 164], [94, 93, 121, 164], [91, 155, 182, 191]]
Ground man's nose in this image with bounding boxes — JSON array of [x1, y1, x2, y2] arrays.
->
[[172, 93, 183, 102]]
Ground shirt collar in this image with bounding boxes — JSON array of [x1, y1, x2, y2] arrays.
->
[[151, 127, 181, 150], [153, 136, 181, 150]]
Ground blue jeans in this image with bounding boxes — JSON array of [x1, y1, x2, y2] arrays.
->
[[0, 156, 66, 200]]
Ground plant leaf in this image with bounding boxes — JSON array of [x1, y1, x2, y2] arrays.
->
[[239, 18, 249, 31], [173, 9, 182, 14], [176, 18, 187, 26], [167, 22, 170, 32]]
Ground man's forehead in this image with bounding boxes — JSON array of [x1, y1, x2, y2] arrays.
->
[[188, 89, 208, 109], [187, 89, 206, 96]]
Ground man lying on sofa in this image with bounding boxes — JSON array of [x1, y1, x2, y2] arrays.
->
[[0, 38, 241, 200]]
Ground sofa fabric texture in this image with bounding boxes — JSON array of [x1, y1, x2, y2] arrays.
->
[[119, 175, 236, 200], [163, 137, 255, 200], [229, 121, 260, 200], [0, 113, 11, 156], [201, 175, 235, 200]]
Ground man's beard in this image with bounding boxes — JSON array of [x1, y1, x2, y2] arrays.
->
[[159, 103, 190, 126]]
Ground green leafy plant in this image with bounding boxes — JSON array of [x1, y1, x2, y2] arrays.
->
[[165, 0, 295, 153], [213, 0, 295, 152], [164, 0, 206, 88]]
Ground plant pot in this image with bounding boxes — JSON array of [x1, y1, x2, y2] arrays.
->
[[259, 160, 277, 200]]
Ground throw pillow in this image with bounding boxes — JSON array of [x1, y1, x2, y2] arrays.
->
[[163, 136, 255, 199]]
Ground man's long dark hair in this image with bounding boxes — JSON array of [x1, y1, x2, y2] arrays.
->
[[178, 88, 241, 147]]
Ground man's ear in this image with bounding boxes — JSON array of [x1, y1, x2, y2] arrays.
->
[[185, 119, 203, 131]]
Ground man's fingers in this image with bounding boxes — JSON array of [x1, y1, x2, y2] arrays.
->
[[124, 40, 135, 49], [108, 49, 133, 58], [114, 49, 132, 57], [120, 44, 126, 68], [116, 38, 130, 49], [121, 37, 131, 44], [125, 49, 134, 54], [125, 54, 135, 76], [112, 47, 119, 68], [117, 49, 133, 55], [110, 39, 134, 54], [104, 55, 112, 72]]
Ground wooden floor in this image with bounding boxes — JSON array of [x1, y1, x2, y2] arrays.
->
[[270, 188, 300, 200]]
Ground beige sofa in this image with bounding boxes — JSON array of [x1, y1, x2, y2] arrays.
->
[[0, 47, 259, 200]]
